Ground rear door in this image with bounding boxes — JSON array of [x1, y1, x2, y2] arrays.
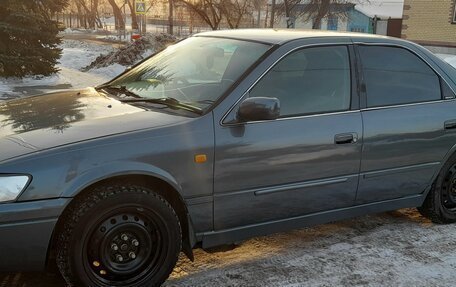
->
[[356, 44, 456, 203]]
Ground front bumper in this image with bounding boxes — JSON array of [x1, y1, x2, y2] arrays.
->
[[0, 198, 70, 271]]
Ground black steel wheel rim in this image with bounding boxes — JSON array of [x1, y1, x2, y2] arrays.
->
[[442, 164, 456, 212], [82, 206, 168, 285]]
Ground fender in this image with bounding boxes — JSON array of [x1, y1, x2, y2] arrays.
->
[[60, 160, 182, 198], [421, 143, 456, 200]]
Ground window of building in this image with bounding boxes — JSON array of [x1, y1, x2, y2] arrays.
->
[[350, 26, 365, 33], [327, 16, 339, 31], [358, 46, 441, 108], [249, 46, 351, 117], [453, 1, 456, 23]]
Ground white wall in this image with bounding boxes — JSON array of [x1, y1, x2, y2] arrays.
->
[[275, 16, 349, 31]]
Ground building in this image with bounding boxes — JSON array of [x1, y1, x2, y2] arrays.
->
[[402, 0, 456, 51], [354, 0, 403, 37], [274, 3, 356, 31], [273, 0, 403, 36]]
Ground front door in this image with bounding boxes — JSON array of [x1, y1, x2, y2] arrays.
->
[[213, 44, 363, 230]]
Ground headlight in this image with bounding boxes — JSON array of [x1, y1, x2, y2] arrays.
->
[[0, 175, 31, 203]]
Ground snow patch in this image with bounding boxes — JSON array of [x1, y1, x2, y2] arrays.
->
[[63, 28, 84, 34], [0, 39, 125, 99], [437, 54, 456, 68]]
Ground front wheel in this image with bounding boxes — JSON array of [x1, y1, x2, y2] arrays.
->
[[56, 184, 182, 287], [419, 155, 456, 224]]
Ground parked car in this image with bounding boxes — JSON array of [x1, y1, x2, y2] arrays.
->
[[1, 29, 456, 286]]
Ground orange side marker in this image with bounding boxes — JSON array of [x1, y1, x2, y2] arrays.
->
[[194, 154, 207, 163]]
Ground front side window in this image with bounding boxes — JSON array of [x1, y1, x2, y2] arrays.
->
[[359, 46, 441, 108], [249, 46, 351, 117], [108, 37, 271, 111]]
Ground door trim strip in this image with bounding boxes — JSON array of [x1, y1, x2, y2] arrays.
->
[[361, 162, 440, 179], [254, 176, 350, 196], [215, 175, 357, 198]]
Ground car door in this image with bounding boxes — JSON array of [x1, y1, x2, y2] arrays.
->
[[213, 44, 363, 230], [356, 44, 456, 203]]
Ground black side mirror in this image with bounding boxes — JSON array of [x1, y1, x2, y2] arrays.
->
[[237, 97, 280, 122]]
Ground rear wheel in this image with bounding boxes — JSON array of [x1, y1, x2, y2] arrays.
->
[[56, 184, 182, 287], [419, 155, 456, 223]]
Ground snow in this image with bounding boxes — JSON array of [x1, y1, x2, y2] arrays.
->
[[95, 34, 131, 43], [63, 28, 84, 34], [0, 39, 126, 100], [162, 209, 456, 287], [437, 54, 456, 68]]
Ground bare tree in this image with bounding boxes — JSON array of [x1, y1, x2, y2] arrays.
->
[[177, 0, 223, 30], [220, 0, 255, 29], [71, 0, 103, 29], [253, 0, 266, 27], [275, 0, 369, 29]]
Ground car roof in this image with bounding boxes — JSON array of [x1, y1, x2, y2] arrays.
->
[[195, 28, 399, 45]]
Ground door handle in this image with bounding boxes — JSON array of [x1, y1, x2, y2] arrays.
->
[[444, 120, 456, 130], [334, 133, 358, 144]]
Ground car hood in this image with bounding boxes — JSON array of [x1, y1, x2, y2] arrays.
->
[[0, 88, 190, 162]]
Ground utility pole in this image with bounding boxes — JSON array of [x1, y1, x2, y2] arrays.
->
[[270, 0, 275, 28]]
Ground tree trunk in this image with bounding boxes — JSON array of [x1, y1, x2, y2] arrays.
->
[[169, 0, 174, 35], [264, 4, 268, 28], [127, 0, 139, 30], [90, 0, 99, 29], [76, 3, 82, 28], [107, 0, 125, 30], [283, 0, 292, 28], [312, 0, 330, 29], [257, 9, 261, 28], [269, 0, 275, 28]]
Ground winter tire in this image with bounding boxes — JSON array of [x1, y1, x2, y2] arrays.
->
[[55, 184, 182, 287], [419, 154, 456, 224]]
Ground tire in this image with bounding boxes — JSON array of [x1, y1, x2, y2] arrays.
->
[[55, 184, 182, 287], [418, 154, 456, 224]]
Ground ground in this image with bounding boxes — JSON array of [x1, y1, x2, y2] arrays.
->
[[1, 34, 456, 286], [2, 209, 456, 286]]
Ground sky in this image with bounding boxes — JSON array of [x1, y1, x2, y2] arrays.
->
[[355, 0, 405, 19]]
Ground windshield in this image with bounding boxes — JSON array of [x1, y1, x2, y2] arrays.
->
[[105, 37, 271, 112]]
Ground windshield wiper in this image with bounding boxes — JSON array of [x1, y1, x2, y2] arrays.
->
[[120, 97, 203, 115], [97, 85, 141, 99]]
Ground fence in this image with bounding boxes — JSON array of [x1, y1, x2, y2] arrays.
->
[[55, 11, 259, 38]]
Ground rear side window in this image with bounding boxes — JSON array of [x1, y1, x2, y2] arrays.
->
[[359, 46, 441, 108]]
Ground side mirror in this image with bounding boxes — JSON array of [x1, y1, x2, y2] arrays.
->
[[237, 97, 280, 122]]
